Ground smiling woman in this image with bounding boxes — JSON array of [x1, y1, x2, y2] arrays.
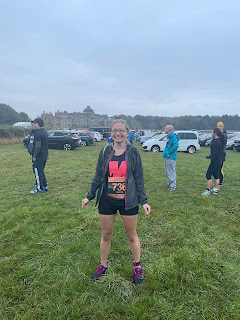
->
[[81, 119, 151, 285]]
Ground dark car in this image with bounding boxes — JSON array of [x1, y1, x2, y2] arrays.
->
[[23, 130, 81, 151], [76, 131, 94, 146], [234, 137, 240, 152]]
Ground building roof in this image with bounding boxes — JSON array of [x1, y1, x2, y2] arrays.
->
[[83, 106, 94, 114]]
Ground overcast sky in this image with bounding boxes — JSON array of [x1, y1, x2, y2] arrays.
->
[[1, 0, 240, 119]]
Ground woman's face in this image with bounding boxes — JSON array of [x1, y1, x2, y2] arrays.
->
[[111, 122, 128, 143]]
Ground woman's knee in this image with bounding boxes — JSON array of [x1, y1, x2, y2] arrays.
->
[[126, 232, 137, 243], [102, 232, 113, 242]]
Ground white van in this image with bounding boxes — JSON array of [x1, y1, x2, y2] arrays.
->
[[13, 122, 31, 128], [142, 130, 200, 154]]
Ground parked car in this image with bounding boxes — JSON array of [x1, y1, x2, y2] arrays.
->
[[205, 138, 213, 147], [142, 130, 200, 153], [199, 133, 212, 146], [48, 130, 81, 150], [234, 137, 240, 152], [76, 131, 94, 146], [140, 133, 165, 145], [92, 131, 103, 142], [226, 133, 240, 150], [23, 130, 81, 151], [140, 132, 162, 144], [13, 122, 31, 128], [89, 127, 110, 139], [83, 130, 94, 137], [205, 132, 239, 148]]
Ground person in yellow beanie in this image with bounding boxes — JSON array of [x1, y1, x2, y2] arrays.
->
[[217, 121, 224, 128], [217, 121, 227, 189]]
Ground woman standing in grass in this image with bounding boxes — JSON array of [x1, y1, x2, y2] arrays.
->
[[82, 119, 151, 285], [202, 128, 225, 196]]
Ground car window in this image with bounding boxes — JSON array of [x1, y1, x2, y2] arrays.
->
[[48, 132, 55, 137], [173, 132, 197, 140], [160, 135, 167, 141], [54, 132, 66, 137], [188, 133, 197, 139]]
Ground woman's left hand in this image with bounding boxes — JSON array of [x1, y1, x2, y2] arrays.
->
[[143, 204, 151, 216]]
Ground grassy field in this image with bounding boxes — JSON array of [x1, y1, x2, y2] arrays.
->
[[0, 141, 240, 320]]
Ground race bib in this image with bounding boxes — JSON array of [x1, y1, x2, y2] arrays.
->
[[108, 177, 125, 199]]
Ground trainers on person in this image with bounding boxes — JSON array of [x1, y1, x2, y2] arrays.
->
[[202, 189, 211, 196], [211, 187, 218, 194], [92, 264, 107, 281], [30, 190, 43, 194], [167, 187, 176, 191], [133, 261, 144, 286], [43, 186, 48, 191]]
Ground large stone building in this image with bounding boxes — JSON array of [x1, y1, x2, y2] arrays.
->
[[41, 106, 113, 129]]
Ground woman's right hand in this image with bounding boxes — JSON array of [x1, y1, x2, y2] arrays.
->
[[82, 198, 89, 208]]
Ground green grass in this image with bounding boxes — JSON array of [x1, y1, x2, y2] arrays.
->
[[0, 142, 240, 320]]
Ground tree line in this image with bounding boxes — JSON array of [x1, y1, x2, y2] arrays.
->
[[117, 114, 240, 131], [0, 104, 30, 125]]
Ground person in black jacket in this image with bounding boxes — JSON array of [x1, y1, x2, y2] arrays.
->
[[82, 119, 151, 285], [202, 128, 225, 196], [30, 118, 48, 194], [27, 121, 37, 187], [217, 121, 227, 189]]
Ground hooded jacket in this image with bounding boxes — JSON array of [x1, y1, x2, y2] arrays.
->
[[162, 132, 179, 160], [87, 143, 148, 210]]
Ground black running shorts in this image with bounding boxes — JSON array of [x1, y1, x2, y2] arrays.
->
[[206, 162, 221, 180], [98, 196, 139, 216]]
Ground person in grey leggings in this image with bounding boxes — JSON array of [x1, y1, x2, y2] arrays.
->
[[162, 125, 179, 191]]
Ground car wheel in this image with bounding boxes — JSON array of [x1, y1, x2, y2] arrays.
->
[[151, 145, 160, 152], [81, 140, 87, 146], [63, 143, 72, 151], [187, 146, 196, 154]]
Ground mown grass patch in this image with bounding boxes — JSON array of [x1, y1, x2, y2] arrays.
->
[[0, 142, 240, 319]]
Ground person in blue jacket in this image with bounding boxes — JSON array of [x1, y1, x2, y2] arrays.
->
[[129, 131, 135, 144], [162, 125, 179, 191]]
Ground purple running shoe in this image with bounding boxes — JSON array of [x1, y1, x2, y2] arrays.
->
[[133, 261, 144, 285], [92, 264, 107, 281]]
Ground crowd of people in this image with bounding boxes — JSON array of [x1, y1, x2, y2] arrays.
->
[[27, 117, 228, 285]]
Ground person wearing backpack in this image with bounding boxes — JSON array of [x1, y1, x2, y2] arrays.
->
[[82, 119, 151, 285]]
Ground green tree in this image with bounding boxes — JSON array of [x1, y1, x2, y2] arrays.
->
[[18, 112, 30, 122], [0, 104, 30, 124], [0, 104, 19, 124]]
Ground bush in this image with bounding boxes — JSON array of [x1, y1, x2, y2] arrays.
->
[[0, 125, 31, 142]]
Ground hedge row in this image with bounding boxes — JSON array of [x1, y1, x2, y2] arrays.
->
[[0, 125, 31, 139]]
